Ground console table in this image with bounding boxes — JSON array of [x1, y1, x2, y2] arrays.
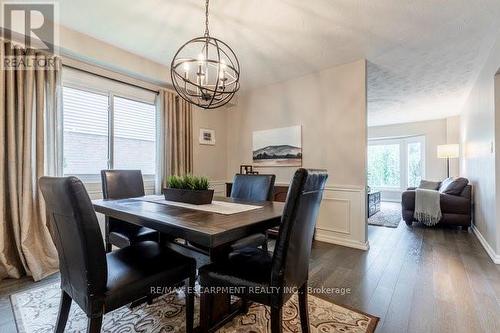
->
[[367, 191, 381, 217]]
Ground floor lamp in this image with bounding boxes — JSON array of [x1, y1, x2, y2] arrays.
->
[[437, 144, 459, 178]]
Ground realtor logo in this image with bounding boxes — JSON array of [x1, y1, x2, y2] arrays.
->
[[2, 2, 56, 52]]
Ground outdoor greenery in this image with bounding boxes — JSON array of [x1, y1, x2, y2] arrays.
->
[[166, 174, 210, 191], [367, 144, 401, 188], [407, 142, 422, 187]]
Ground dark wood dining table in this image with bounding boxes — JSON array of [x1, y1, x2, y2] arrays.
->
[[93, 195, 284, 331]]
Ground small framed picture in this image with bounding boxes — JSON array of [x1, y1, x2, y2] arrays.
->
[[199, 128, 216, 145]]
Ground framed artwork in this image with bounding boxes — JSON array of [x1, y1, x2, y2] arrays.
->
[[199, 128, 216, 145], [252, 125, 302, 167]]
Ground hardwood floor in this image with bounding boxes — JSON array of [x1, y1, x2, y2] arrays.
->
[[308, 223, 500, 333], [1, 223, 499, 332]]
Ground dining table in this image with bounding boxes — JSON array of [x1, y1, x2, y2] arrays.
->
[[93, 195, 285, 331]]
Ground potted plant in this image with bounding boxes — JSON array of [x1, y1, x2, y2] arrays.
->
[[163, 175, 214, 205]]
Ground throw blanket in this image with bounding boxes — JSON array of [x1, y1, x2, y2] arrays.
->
[[414, 188, 441, 226]]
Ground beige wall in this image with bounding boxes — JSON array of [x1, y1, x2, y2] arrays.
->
[[227, 59, 367, 187], [192, 108, 228, 183], [59, 25, 169, 86], [227, 59, 368, 249], [446, 116, 461, 176], [461, 36, 500, 262]]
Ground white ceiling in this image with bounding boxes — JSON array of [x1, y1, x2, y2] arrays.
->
[[58, 0, 500, 126]]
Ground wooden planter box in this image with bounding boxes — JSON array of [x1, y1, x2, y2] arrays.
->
[[163, 188, 214, 205]]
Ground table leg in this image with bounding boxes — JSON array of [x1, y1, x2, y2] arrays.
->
[[197, 244, 245, 332]]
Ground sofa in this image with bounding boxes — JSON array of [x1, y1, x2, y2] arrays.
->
[[402, 178, 472, 227]]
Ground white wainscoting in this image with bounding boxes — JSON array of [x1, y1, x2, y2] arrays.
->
[[314, 185, 369, 250]]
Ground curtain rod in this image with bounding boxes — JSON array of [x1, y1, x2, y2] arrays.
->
[[61, 55, 177, 95]]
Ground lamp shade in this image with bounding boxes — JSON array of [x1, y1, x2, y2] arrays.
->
[[437, 144, 459, 159]]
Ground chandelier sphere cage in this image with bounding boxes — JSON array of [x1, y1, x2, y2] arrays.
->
[[170, 0, 240, 109]]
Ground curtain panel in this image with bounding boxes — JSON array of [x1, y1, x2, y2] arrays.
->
[[157, 90, 193, 190], [0, 41, 60, 281]]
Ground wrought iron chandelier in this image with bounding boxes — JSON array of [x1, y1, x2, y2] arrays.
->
[[170, 0, 240, 109]]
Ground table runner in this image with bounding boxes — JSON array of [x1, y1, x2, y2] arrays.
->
[[136, 195, 263, 215]]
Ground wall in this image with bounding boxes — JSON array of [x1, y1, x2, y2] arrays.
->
[[227, 59, 368, 250], [461, 35, 500, 263], [192, 108, 229, 196], [446, 116, 461, 176]]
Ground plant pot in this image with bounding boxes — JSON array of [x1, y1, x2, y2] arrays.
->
[[162, 188, 214, 205]]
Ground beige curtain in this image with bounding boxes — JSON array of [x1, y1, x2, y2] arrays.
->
[[0, 42, 60, 281], [158, 90, 193, 187]]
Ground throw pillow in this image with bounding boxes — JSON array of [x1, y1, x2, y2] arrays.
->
[[440, 177, 468, 195], [438, 177, 453, 193], [418, 180, 441, 190]]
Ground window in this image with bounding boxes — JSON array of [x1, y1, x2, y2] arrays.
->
[[367, 144, 401, 188], [62, 76, 157, 180], [368, 136, 425, 190], [407, 142, 422, 187], [113, 96, 156, 174], [63, 87, 109, 176]]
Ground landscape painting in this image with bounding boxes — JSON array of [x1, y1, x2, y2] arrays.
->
[[252, 126, 302, 167]]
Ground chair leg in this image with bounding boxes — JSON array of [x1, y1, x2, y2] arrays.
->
[[185, 276, 195, 333], [55, 290, 72, 333], [262, 233, 269, 252], [87, 314, 103, 333], [199, 288, 213, 333], [270, 306, 283, 333], [298, 283, 310, 333], [105, 217, 112, 253], [241, 299, 251, 314]]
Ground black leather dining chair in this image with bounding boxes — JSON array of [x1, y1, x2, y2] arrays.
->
[[101, 170, 159, 252], [198, 168, 328, 333], [229, 174, 276, 251], [189, 173, 276, 254], [39, 176, 196, 333]]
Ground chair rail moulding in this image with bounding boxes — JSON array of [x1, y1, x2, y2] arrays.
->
[[314, 185, 369, 250]]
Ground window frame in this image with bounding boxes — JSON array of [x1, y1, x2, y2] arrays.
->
[[368, 135, 426, 191], [60, 82, 158, 182]]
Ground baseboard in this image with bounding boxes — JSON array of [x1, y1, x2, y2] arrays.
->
[[471, 225, 500, 264], [314, 232, 370, 250]]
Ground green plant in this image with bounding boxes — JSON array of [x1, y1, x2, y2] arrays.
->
[[166, 174, 210, 191]]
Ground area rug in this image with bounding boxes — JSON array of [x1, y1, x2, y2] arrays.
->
[[368, 202, 402, 228], [11, 283, 378, 333]]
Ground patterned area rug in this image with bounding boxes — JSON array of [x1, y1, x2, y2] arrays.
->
[[368, 202, 402, 228], [11, 283, 378, 333]]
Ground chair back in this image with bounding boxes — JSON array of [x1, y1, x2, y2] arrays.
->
[[230, 174, 276, 201], [271, 169, 328, 290], [39, 176, 107, 310], [101, 170, 145, 199]]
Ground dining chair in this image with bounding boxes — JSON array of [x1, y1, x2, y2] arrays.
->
[[198, 168, 328, 333], [101, 170, 159, 252], [39, 176, 196, 333], [229, 173, 276, 251], [188, 173, 276, 254]]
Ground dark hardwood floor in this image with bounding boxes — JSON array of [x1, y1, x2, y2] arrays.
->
[[1, 223, 499, 332]]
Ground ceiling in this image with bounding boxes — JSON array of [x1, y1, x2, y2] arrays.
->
[[58, 0, 500, 126]]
